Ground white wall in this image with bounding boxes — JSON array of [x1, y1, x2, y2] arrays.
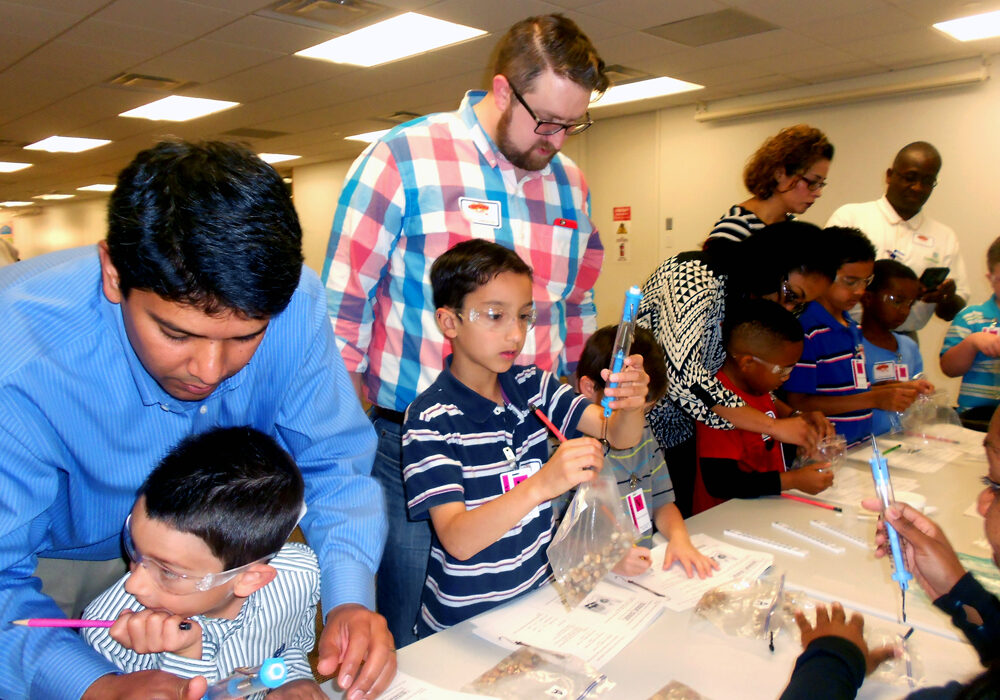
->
[[12, 60, 999, 398], [1, 199, 108, 259]]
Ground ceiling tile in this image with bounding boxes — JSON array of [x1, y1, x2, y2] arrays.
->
[[92, 0, 241, 37]]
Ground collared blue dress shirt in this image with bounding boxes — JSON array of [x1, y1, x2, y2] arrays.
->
[[0, 247, 383, 700]]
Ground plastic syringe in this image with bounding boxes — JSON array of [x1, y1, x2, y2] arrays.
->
[[204, 657, 288, 700], [868, 435, 913, 621], [601, 285, 643, 418]]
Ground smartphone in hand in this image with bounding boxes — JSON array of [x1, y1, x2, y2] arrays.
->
[[918, 266, 949, 291]]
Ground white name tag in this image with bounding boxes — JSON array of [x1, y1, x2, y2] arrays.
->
[[501, 461, 541, 524], [852, 358, 869, 389], [913, 233, 935, 248], [626, 488, 653, 534], [872, 361, 896, 383], [459, 197, 501, 228]]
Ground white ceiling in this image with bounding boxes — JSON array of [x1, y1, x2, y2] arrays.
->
[[2, 0, 999, 203]]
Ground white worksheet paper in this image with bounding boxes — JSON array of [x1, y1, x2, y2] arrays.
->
[[351, 671, 492, 699], [792, 465, 919, 507], [615, 534, 774, 611], [470, 579, 664, 668]]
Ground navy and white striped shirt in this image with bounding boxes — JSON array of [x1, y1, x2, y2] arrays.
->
[[403, 363, 588, 632], [784, 301, 872, 445], [82, 543, 320, 695]]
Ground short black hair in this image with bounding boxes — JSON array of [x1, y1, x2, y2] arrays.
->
[[727, 220, 838, 297], [431, 239, 532, 310], [577, 324, 667, 403], [107, 140, 304, 319], [868, 259, 917, 294], [824, 226, 876, 268], [724, 298, 804, 356], [988, 236, 1000, 271], [139, 426, 304, 569]]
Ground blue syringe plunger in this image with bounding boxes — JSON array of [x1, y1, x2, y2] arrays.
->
[[601, 286, 643, 418], [868, 437, 913, 591]]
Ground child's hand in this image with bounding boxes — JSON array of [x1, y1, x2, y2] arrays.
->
[[972, 331, 1000, 357], [109, 609, 202, 659], [784, 463, 834, 495], [612, 545, 652, 577], [770, 416, 821, 450], [663, 536, 719, 579], [600, 354, 649, 413], [267, 679, 327, 699], [870, 384, 919, 412], [534, 437, 603, 500]]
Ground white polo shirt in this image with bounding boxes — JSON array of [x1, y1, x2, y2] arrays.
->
[[827, 196, 970, 332]]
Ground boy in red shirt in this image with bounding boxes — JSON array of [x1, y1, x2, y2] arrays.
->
[[693, 299, 833, 514]]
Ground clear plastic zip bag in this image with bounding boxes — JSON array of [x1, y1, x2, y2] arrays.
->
[[462, 644, 613, 699], [548, 467, 636, 610]]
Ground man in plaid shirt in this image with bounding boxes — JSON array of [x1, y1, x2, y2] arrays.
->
[[321, 14, 607, 646]]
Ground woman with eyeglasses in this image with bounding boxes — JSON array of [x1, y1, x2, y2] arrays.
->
[[704, 124, 833, 254], [637, 220, 837, 517]]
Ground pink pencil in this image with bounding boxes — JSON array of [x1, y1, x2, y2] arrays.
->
[[12, 618, 113, 628], [12, 618, 191, 630]]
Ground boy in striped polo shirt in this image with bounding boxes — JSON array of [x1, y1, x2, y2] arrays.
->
[[402, 240, 649, 637], [941, 236, 1000, 424], [785, 227, 920, 445], [82, 427, 322, 699]]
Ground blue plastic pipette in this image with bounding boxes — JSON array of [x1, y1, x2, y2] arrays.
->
[[204, 657, 288, 700], [601, 286, 643, 418], [868, 435, 913, 621]]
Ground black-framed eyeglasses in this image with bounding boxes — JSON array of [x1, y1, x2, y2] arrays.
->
[[891, 170, 937, 189], [507, 80, 593, 136], [799, 174, 827, 192]]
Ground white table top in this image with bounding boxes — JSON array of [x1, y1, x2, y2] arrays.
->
[[323, 442, 992, 699]]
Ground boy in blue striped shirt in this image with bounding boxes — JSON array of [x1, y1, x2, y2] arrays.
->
[[82, 427, 323, 699], [785, 227, 921, 445], [402, 240, 649, 637]]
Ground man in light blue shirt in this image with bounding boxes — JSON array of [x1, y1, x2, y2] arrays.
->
[[0, 141, 394, 700]]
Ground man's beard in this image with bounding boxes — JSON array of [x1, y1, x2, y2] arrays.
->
[[496, 104, 556, 172]]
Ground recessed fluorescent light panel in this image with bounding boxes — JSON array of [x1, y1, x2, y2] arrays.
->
[[34, 194, 74, 200], [345, 129, 390, 143], [0, 201, 33, 207], [296, 12, 486, 67], [120, 96, 239, 122], [934, 10, 1000, 41], [77, 184, 116, 192], [592, 77, 704, 108], [24, 136, 111, 153], [0, 161, 32, 173], [258, 153, 300, 164]]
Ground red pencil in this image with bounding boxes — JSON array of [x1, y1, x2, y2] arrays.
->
[[781, 493, 843, 512], [529, 404, 567, 442]]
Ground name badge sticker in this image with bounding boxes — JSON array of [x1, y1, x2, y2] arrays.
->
[[895, 364, 910, 381], [852, 358, 869, 389], [873, 361, 896, 383], [626, 489, 653, 534], [986, 325, 1000, 337], [913, 234, 935, 248], [459, 197, 501, 228]]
